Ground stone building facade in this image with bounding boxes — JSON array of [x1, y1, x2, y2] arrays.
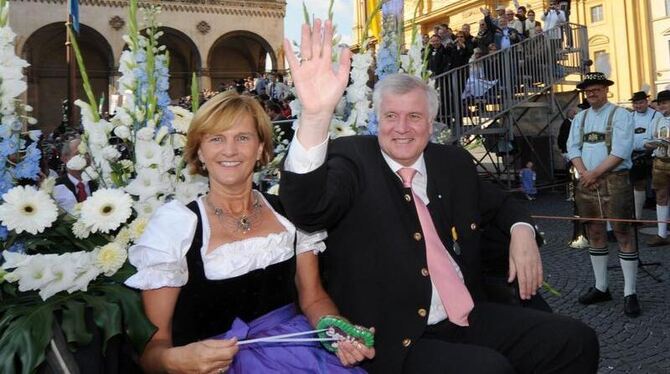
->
[[10, 0, 285, 133]]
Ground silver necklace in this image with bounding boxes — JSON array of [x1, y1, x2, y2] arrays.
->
[[206, 194, 263, 234]]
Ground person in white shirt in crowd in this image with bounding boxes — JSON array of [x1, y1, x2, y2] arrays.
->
[[505, 8, 524, 36], [644, 90, 670, 247], [272, 75, 290, 101], [53, 138, 96, 214], [524, 10, 542, 39], [627, 91, 657, 230], [541, 0, 566, 61]]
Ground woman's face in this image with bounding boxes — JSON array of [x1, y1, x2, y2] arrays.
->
[[197, 113, 264, 190]]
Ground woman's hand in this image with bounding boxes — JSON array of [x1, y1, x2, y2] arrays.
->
[[334, 328, 376, 367], [283, 19, 351, 148], [163, 338, 239, 374]]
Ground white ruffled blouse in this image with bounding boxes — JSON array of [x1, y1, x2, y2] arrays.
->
[[125, 193, 327, 290]]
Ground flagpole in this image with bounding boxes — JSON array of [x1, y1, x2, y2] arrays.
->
[[65, 14, 78, 128]]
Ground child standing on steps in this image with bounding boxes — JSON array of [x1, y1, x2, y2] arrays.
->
[[520, 161, 537, 200]]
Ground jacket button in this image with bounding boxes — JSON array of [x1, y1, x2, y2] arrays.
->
[[418, 308, 427, 317], [402, 338, 412, 347], [413, 232, 422, 241], [404, 194, 412, 202], [470, 222, 477, 230], [421, 268, 429, 277]]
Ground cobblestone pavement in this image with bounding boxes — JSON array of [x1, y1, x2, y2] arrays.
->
[[527, 192, 669, 374]]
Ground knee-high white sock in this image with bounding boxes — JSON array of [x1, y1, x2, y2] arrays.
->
[[634, 190, 646, 219], [619, 251, 639, 296], [657, 205, 668, 238], [606, 221, 613, 232], [589, 247, 609, 291]]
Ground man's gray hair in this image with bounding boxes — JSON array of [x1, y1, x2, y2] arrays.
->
[[372, 73, 439, 121], [61, 137, 80, 158]]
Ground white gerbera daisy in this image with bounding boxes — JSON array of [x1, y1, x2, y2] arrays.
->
[[329, 119, 356, 139], [72, 220, 91, 239], [128, 217, 148, 240], [0, 186, 58, 234], [79, 189, 133, 234], [95, 242, 128, 276]]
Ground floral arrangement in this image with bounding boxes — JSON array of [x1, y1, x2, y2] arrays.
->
[[0, 0, 209, 371]]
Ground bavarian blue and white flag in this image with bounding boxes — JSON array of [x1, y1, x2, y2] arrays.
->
[[68, 0, 79, 33]]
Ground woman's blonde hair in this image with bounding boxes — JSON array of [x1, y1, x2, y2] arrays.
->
[[184, 91, 274, 176]]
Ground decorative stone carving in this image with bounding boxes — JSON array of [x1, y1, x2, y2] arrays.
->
[[109, 15, 125, 30], [196, 20, 211, 34]]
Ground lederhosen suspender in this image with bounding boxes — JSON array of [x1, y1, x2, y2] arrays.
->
[[578, 105, 618, 153]]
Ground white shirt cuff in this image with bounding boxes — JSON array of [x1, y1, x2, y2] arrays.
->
[[284, 125, 329, 174], [510, 222, 536, 238]]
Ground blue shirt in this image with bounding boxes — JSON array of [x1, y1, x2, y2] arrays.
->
[[567, 102, 633, 171], [632, 108, 657, 151]]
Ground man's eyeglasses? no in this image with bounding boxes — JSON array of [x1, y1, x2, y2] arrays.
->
[[584, 87, 606, 95]]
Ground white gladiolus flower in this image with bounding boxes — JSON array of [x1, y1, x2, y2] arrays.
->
[[113, 125, 131, 140], [66, 253, 102, 294], [0, 186, 58, 234], [24, 105, 33, 112], [66, 155, 87, 171], [169, 105, 193, 134], [155, 126, 169, 144], [136, 127, 154, 141], [82, 166, 99, 182], [171, 133, 187, 149], [135, 140, 163, 168], [132, 196, 164, 218], [266, 184, 279, 196], [79, 189, 133, 234], [95, 242, 127, 276], [174, 181, 207, 204], [101, 146, 121, 161], [38, 256, 78, 300], [39, 176, 56, 195], [125, 168, 164, 199]]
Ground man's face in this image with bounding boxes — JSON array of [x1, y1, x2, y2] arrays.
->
[[461, 24, 470, 35], [632, 99, 649, 113], [499, 18, 508, 28], [584, 84, 608, 107], [497, 8, 505, 17], [429, 36, 441, 48], [437, 26, 446, 37], [378, 89, 432, 167], [658, 100, 670, 116], [506, 11, 515, 21]]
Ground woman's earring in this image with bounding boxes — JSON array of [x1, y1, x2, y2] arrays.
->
[[201, 160, 207, 171]]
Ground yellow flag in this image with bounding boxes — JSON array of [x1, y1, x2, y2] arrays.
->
[[367, 0, 382, 41]]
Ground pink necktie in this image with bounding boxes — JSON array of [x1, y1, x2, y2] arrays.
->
[[397, 167, 474, 326]]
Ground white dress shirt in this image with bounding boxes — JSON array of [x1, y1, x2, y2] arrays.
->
[[284, 129, 535, 325]]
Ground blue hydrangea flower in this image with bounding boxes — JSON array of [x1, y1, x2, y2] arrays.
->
[[0, 136, 20, 157], [7, 241, 25, 253]]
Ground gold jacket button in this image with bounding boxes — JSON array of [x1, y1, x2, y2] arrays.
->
[[470, 222, 477, 230], [404, 194, 412, 202], [413, 232, 422, 241], [420, 268, 429, 277], [418, 308, 427, 317], [402, 338, 412, 347]]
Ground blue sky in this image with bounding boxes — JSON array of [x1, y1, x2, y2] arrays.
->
[[284, 0, 354, 46]]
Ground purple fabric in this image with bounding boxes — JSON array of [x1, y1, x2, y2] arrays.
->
[[213, 304, 367, 373]]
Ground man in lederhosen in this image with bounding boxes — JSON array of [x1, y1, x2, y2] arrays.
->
[[628, 91, 657, 228], [567, 72, 640, 317], [645, 90, 670, 247]]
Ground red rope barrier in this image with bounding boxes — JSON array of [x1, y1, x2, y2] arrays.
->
[[531, 215, 670, 224]]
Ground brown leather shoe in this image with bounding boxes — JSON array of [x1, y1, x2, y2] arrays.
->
[[646, 235, 670, 247]]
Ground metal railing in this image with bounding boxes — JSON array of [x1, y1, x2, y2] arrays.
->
[[433, 23, 589, 144]]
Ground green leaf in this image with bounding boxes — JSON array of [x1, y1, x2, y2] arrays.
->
[[191, 72, 199, 113], [66, 26, 99, 122], [0, 299, 54, 374], [81, 295, 122, 352], [91, 284, 156, 353], [61, 300, 93, 346]]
